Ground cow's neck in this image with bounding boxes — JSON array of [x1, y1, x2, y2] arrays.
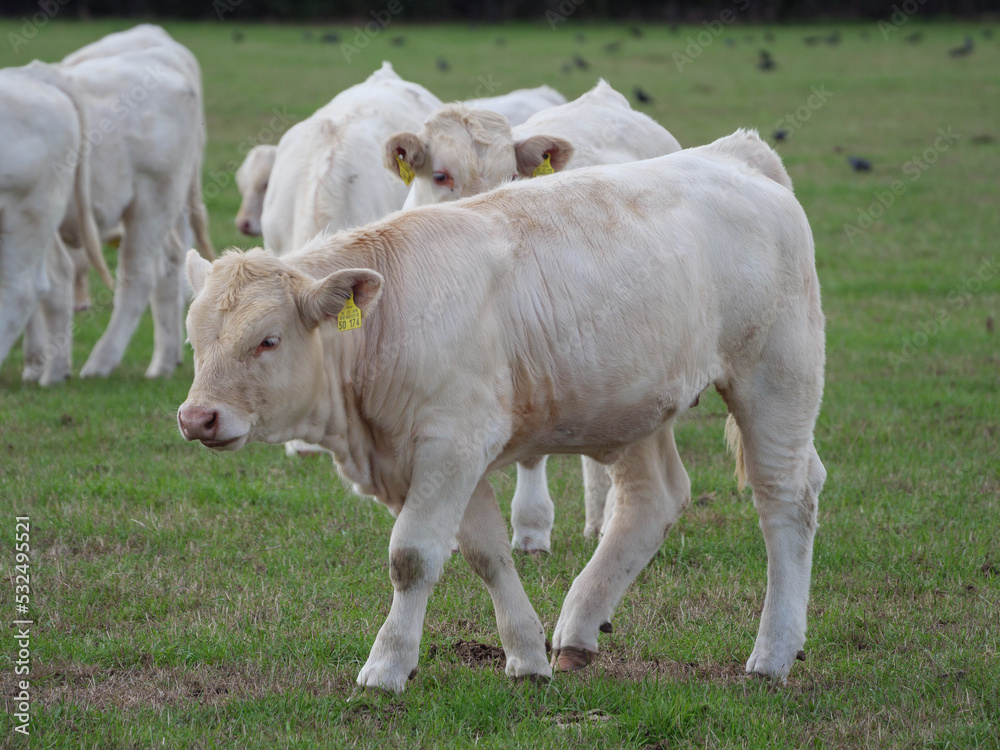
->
[[291, 228, 414, 511]]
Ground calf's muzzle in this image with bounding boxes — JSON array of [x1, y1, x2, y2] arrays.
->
[[178, 405, 220, 442]]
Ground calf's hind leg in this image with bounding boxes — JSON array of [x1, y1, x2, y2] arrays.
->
[[726, 398, 825, 682], [510, 456, 555, 553], [551, 422, 691, 670], [724, 307, 826, 682]]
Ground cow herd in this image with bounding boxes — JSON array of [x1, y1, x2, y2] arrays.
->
[[4, 25, 828, 694]]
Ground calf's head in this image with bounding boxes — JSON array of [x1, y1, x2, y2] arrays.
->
[[177, 248, 382, 450], [385, 104, 574, 207], [234, 145, 276, 236]]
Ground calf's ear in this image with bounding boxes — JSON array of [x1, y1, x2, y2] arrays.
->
[[186, 249, 211, 296], [297, 268, 385, 330], [513, 135, 574, 177], [385, 132, 426, 180]]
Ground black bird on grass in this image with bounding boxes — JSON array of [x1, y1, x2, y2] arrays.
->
[[573, 54, 590, 70], [575, 33, 587, 43], [436, 56, 450, 71], [320, 31, 340, 44], [232, 30, 244, 43], [633, 86, 653, 105], [906, 31, 923, 44], [757, 49, 776, 71], [848, 156, 872, 172], [803, 35, 820, 46], [630, 26, 644, 38], [391, 36, 406, 47], [826, 31, 841, 45], [948, 36, 974, 57], [773, 129, 789, 142], [604, 40, 622, 53]]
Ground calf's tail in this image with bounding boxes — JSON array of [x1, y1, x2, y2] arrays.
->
[[725, 413, 748, 492]]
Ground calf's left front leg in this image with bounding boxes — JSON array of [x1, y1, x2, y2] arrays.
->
[[357, 443, 484, 693]]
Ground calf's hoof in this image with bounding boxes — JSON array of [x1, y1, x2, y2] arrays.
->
[[511, 535, 551, 555], [745, 645, 801, 684], [550, 645, 596, 672]]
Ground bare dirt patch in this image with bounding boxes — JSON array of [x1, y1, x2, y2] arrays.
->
[[6, 661, 354, 711], [453, 639, 506, 670]]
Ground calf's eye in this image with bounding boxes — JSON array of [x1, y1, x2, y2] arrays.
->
[[432, 171, 453, 187], [255, 337, 279, 356]]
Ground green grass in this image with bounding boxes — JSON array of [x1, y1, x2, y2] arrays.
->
[[2, 17, 999, 750]]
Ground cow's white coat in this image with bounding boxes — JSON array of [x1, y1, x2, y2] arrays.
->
[[386, 79, 684, 550], [0, 64, 107, 384], [179, 130, 826, 694]]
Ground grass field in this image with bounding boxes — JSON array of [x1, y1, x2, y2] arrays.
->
[[1, 15, 998, 749]]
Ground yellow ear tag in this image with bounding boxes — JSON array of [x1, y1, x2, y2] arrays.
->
[[337, 293, 362, 332], [395, 155, 415, 186], [531, 153, 555, 177]]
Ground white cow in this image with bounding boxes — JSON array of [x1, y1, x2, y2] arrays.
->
[[465, 85, 566, 127], [178, 129, 826, 694], [260, 62, 443, 256], [53, 32, 214, 378], [0, 64, 111, 385], [232, 86, 564, 239], [60, 24, 214, 319], [386, 80, 684, 551]]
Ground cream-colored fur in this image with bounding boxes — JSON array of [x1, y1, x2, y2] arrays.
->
[[179, 130, 825, 693]]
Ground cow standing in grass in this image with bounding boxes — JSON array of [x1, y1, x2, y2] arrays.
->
[[52, 26, 215, 379], [386, 79, 684, 552], [178, 130, 827, 694], [0, 64, 111, 385], [58, 24, 214, 317]]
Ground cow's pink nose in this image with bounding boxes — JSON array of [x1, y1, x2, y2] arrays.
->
[[178, 405, 219, 441], [235, 217, 253, 235]]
